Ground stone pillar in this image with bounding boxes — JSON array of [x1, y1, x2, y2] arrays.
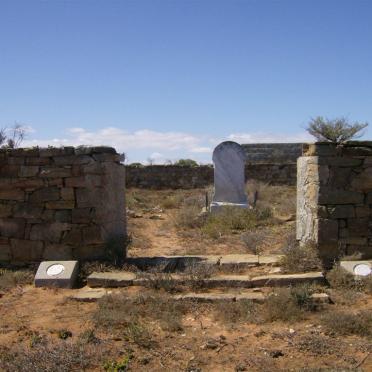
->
[[297, 142, 372, 265]]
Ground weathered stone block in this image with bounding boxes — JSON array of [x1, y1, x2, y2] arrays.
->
[[19, 166, 39, 177], [317, 219, 338, 243], [7, 157, 25, 165], [318, 188, 364, 205], [30, 222, 71, 243], [45, 200, 75, 209], [346, 245, 372, 259], [74, 244, 106, 260], [348, 218, 369, 236], [40, 167, 72, 178], [0, 165, 21, 177], [43, 244, 73, 260], [60, 187, 75, 201], [71, 208, 94, 223], [327, 205, 355, 219], [92, 153, 121, 162], [0, 203, 13, 217], [0, 242, 11, 261], [62, 228, 82, 245], [76, 188, 100, 208], [55, 210, 71, 223], [26, 157, 51, 166], [351, 167, 372, 191], [13, 204, 43, 219], [29, 187, 60, 203], [10, 239, 44, 261], [65, 175, 102, 188], [83, 225, 102, 244], [0, 218, 25, 238], [39, 147, 74, 157], [0, 189, 25, 201], [355, 206, 371, 218], [328, 167, 352, 188], [13, 178, 44, 189]]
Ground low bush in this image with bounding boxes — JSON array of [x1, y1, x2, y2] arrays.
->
[[280, 235, 322, 273], [215, 300, 259, 324], [322, 310, 372, 337]]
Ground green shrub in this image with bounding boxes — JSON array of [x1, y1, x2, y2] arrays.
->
[[306, 116, 368, 143]]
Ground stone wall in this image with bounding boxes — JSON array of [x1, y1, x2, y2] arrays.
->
[[126, 163, 297, 189], [0, 146, 126, 264], [242, 143, 303, 163], [297, 142, 372, 264]]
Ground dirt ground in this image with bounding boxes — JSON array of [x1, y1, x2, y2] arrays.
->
[[0, 187, 371, 371]]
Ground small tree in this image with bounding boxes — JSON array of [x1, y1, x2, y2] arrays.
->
[[0, 124, 26, 148], [306, 116, 368, 144], [174, 158, 198, 167]]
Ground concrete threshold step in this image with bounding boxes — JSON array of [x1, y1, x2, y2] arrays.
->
[[69, 287, 331, 305], [125, 254, 282, 271], [87, 271, 325, 289]]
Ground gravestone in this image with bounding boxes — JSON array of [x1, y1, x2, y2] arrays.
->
[[34, 260, 79, 288], [210, 141, 249, 212], [340, 260, 372, 277]]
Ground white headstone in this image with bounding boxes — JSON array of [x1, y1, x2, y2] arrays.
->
[[210, 141, 249, 212]]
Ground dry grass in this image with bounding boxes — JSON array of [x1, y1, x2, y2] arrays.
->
[[280, 234, 322, 273], [322, 310, 372, 337], [327, 265, 372, 293], [94, 292, 188, 335], [0, 341, 105, 372], [214, 300, 259, 324], [0, 268, 34, 290]]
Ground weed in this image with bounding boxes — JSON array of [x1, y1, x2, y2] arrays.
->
[[240, 230, 266, 255], [263, 288, 303, 322], [184, 263, 216, 290], [0, 268, 34, 290], [201, 206, 272, 239], [215, 300, 260, 324], [0, 341, 103, 371], [322, 310, 372, 337], [173, 205, 205, 229], [290, 284, 317, 311], [138, 271, 181, 293], [78, 329, 99, 345], [103, 354, 131, 372], [296, 333, 343, 355], [280, 235, 322, 273], [58, 329, 72, 340], [122, 321, 154, 349], [327, 265, 372, 294]]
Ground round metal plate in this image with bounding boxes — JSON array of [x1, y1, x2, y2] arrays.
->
[[46, 264, 65, 277], [353, 263, 371, 277]]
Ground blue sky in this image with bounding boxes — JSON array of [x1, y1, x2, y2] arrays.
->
[[0, 0, 371, 163]]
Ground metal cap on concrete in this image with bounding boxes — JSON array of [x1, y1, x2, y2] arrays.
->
[[34, 260, 79, 289]]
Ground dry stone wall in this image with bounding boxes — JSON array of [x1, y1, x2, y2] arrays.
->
[[0, 146, 126, 263], [297, 142, 372, 264], [126, 163, 296, 189]]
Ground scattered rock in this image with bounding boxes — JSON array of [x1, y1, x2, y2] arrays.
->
[[149, 214, 164, 220], [269, 350, 284, 358]]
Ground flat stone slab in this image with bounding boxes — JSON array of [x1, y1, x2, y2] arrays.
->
[[88, 272, 136, 288], [35, 261, 79, 289], [87, 271, 324, 289], [250, 272, 325, 287], [173, 292, 265, 303], [124, 254, 282, 271], [340, 260, 372, 277], [70, 287, 108, 302]]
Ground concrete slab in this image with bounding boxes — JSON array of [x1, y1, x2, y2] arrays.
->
[[251, 272, 325, 287], [86, 271, 325, 289], [173, 292, 265, 303], [70, 287, 108, 302], [340, 260, 372, 277], [88, 271, 136, 288], [34, 261, 79, 289]]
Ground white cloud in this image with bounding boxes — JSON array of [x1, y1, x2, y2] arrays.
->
[[23, 126, 310, 163]]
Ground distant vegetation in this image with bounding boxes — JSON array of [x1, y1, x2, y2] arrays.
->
[[173, 159, 198, 167], [306, 116, 368, 143], [0, 124, 26, 149]]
